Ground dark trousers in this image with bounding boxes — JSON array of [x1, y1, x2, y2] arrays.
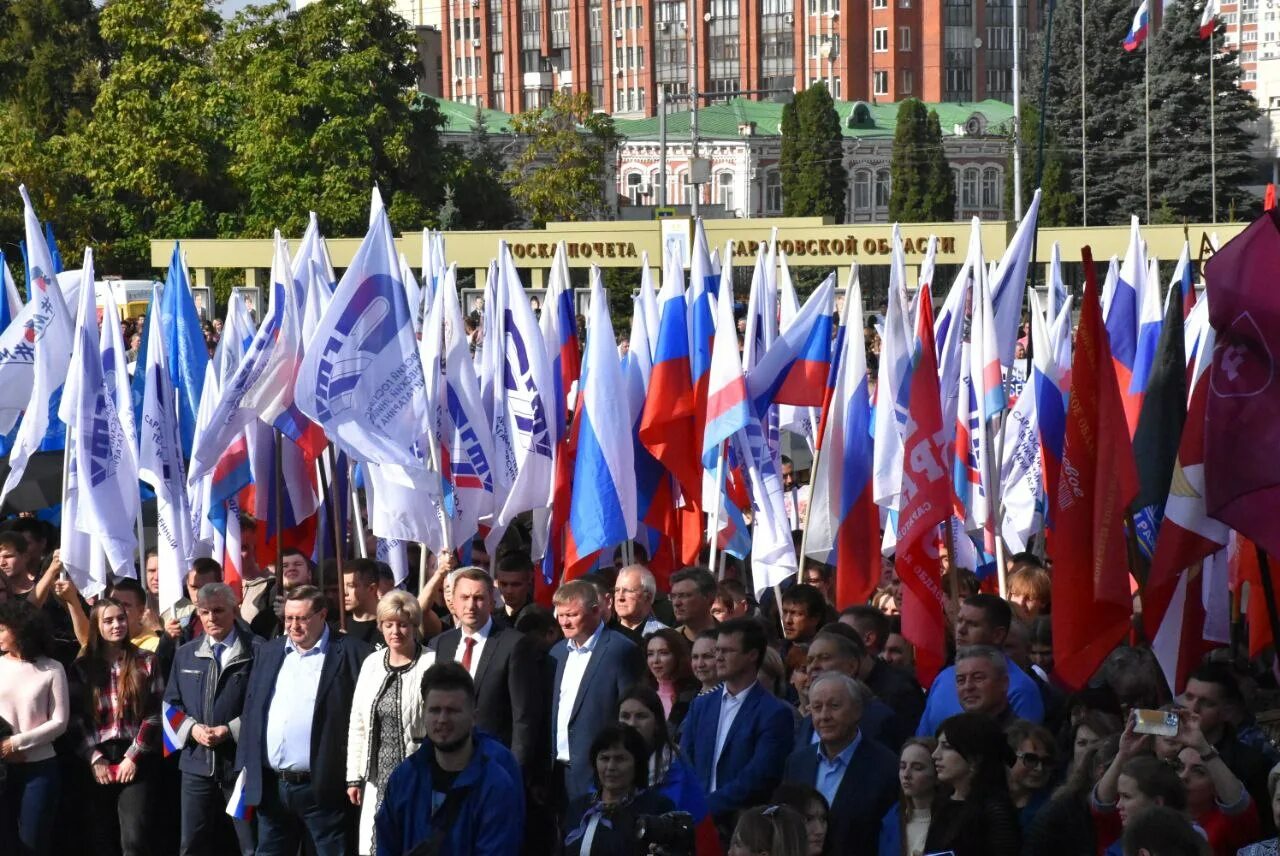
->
[[0, 758, 60, 856], [255, 770, 345, 856], [180, 770, 256, 856], [88, 755, 154, 856]]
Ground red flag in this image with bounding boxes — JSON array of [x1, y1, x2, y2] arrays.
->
[[894, 288, 951, 686], [1203, 212, 1280, 559], [1051, 247, 1139, 691], [1266, 184, 1276, 211]]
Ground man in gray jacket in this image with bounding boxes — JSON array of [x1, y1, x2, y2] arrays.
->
[[163, 582, 261, 856]]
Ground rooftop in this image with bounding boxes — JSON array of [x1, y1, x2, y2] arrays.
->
[[424, 95, 1015, 142]]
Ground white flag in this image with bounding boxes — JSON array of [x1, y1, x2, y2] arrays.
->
[[0, 187, 75, 507], [138, 286, 196, 615]]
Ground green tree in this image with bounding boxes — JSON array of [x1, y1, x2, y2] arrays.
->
[[69, 0, 226, 272], [779, 82, 847, 220], [1147, 1, 1258, 221], [1031, 0, 1149, 224], [921, 110, 956, 220], [443, 105, 519, 229], [0, 0, 102, 138], [215, 0, 445, 238], [504, 90, 619, 227], [888, 99, 929, 221]]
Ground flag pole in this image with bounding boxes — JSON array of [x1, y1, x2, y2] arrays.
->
[[349, 460, 368, 559], [273, 428, 284, 592], [1209, 29, 1218, 223], [317, 446, 347, 631], [988, 412, 1009, 599], [707, 443, 725, 579], [1080, 0, 1088, 226], [796, 437, 824, 581], [1144, 31, 1152, 223]]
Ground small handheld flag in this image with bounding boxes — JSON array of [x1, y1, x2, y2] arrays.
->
[[225, 768, 255, 821], [161, 701, 188, 757]]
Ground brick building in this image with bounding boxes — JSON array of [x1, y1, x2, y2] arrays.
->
[[436, 0, 1035, 115]]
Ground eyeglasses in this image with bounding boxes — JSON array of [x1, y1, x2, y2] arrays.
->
[[1016, 752, 1053, 768], [613, 587, 644, 597]]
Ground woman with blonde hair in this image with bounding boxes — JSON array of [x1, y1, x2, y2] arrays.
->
[[346, 590, 436, 854], [878, 737, 939, 856]]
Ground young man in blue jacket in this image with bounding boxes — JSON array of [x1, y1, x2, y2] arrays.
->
[[375, 662, 524, 856]]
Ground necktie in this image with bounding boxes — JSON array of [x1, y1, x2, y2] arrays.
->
[[462, 636, 476, 672], [211, 642, 226, 684]]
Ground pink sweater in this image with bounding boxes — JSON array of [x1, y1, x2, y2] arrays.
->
[[0, 655, 69, 763]]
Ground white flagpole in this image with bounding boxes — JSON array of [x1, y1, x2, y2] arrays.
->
[[1209, 30, 1218, 222], [1145, 31, 1152, 223], [1081, 0, 1089, 226], [707, 443, 725, 579], [1013, 0, 1023, 219]]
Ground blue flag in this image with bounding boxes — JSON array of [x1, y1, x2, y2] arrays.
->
[[160, 243, 209, 457], [43, 222, 63, 274]]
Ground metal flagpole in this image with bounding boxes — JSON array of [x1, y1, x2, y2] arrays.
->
[[1145, 33, 1152, 223], [273, 428, 284, 591], [1209, 31, 1218, 222], [1080, 0, 1088, 225], [1013, 0, 1024, 219]]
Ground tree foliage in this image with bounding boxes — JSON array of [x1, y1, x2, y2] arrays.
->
[[0, 0, 102, 138], [215, 0, 445, 238], [779, 82, 847, 221], [1030, 0, 1256, 224], [442, 105, 520, 229], [889, 99, 955, 221], [1005, 101, 1077, 225], [503, 90, 619, 227]]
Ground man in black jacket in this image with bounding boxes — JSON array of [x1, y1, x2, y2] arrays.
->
[[233, 585, 370, 856], [164, 583, 261, 856], [428, 566, 544, 773]]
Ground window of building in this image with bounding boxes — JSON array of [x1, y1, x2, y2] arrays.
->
[[874, 169, 891, 208], [962, 168, 979, 208], [982, 168, 1000, 208], [717, 172, 735, 211], [873, 69, 889, 94], [832, 76, 841, 98], [874, 27, 889, 51], [853, 169, 872, 211], [626, 173, 645, 203], [874, 0, 887, 8], [897, 27, 910, 50], [901, 69, 913, 92], [765, 170, 783, 212]]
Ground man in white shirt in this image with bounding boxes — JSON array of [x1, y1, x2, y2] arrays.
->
[[548, 580, 642, 806]]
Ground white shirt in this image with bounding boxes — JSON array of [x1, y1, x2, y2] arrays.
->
[[711, 681, 757, 792], [266, 626, 330, 772], [453, 616, 493, 679], [555, 622, 605, 763], [209, 628, 237, 670]]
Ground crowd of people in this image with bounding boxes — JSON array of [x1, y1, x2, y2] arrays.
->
[[0, 507, 1278, 856]]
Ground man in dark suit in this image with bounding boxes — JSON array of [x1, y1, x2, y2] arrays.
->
[[782, 672, 898, 854], [234, 586, 371, 856], [549, 579, 642, 805], [428, 566, 543, 771], [680, 617, 795, 825], [800, 623, 914, 751]]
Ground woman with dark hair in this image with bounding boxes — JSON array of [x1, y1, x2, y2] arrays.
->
[[563, 723, 676, 856], [74, 598, 165, 856], [1006, 721, 1058, 832], [925, 712, 1021, 856], [728, 805, 809, 856], [878, 737, 939, 856], [1022, 734, 1121, 856], [643, 628, 700, 729], [771, 782, 829, 856], [0, 600, 68, 855], [1064, 710, 1123, 781]]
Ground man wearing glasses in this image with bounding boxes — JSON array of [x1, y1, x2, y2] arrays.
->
[[611, 564, 666, 645], [234, 586, 372, 856]]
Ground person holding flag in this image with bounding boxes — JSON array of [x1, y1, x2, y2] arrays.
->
[[161, 582, 260, 856]]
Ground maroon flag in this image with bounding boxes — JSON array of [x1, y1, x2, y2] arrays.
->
[[1203, 212, 1280, 558], [1051, 247, 1139, 690]]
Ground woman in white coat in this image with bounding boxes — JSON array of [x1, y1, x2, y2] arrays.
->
[[346, 590, 436, 855]]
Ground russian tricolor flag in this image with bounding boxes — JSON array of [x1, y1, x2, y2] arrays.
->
[[1105, 216, 1146, 434], [225, 769, 254, 821], [702, 256, 750, 468], [745, 274, 836, 417], [565, 268, 637, 578], [806, 267, 879, 607], [1124, 0, 1149, 51], [161, 701, 188, 757], [687, 220, 717, 460]]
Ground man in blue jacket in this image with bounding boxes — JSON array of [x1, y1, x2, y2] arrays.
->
[[680, 617, 795, 826], [163, 582, 261, 856], [375, 662, 524, 856]]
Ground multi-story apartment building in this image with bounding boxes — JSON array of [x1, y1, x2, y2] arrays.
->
[[436, 0, 1035, 115]]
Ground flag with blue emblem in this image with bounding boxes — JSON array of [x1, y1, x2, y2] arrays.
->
[[159, 243, 209, 457]]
